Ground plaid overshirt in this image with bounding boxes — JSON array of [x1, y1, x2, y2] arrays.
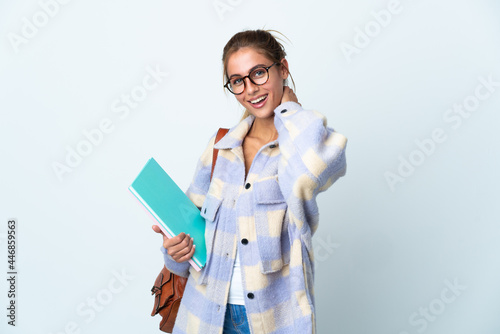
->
[[161, 101, 347, 333]]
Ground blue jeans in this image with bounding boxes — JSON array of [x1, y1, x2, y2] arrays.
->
[[223, 303, 251, 334]]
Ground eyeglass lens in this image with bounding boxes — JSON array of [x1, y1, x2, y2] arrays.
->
[[229, 67, 269, 94]]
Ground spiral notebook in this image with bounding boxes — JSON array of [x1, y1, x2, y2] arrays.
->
[[128, 157, 206, 271]]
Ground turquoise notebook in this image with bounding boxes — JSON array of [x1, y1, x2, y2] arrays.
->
[[129, 157, 206, 271]]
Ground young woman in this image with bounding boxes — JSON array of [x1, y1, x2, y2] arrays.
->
[[152, 29, 348, 334]]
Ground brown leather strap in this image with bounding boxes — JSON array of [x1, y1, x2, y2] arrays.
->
[[211, 128, 229, 181]]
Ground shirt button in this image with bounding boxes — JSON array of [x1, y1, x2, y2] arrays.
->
[[241, 238, 248, 245], [245, 183, 251, 189], [269, 144, 276, 149], [247, 292, 254, 299], [204, 208, 207, 214], [217, 305, 221, 312], [280, 109, 287, 114]]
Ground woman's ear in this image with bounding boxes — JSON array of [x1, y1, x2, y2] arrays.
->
[[280, 58, 289, 81]]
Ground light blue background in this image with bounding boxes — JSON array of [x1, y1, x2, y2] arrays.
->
[[1, 0, 499, 333]]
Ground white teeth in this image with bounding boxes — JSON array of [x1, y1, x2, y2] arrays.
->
[[251, 95, 267, 104]]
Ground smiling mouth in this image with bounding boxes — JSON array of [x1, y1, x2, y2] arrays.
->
[[249, 94, 268, 104]]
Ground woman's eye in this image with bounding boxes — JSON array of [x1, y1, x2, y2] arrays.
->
[[232, 78, 243, 86], [253, 69, 265, 78]]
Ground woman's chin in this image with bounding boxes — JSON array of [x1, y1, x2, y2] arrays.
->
[[246, 103, 279, 119], [248, 108, 275, 120]]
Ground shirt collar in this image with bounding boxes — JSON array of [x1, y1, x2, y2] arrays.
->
[[213, 113, 255, 149], [214, 113, 280, 150]]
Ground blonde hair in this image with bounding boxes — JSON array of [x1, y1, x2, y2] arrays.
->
[[222, 29, 296, 121]]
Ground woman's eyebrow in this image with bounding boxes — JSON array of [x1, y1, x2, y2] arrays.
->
[[228, 64, 266, 79]]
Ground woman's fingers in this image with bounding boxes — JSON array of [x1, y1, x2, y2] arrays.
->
[[177, 245, 196, 262], [169, 234, 192, 258], [281, 86, 300, 105], [280, 86, 290, 104], [166, 233, 195, 262], [152, 225, 165, 236], [176, 237, 196, 263], [152, 225, 171, 246], [153, 226, 195, 263], [164, 232, 183, 250]]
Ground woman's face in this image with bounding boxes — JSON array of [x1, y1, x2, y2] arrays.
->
[[226, 47, 289, 119]]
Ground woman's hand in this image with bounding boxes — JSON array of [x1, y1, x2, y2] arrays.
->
[[152, 225, 195, 263], [280, 86, 301, 106]]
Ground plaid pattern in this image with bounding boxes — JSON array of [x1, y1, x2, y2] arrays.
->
[[161, 101, 347, 333]]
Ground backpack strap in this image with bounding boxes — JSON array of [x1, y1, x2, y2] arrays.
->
[[211, 128, 229, 181]]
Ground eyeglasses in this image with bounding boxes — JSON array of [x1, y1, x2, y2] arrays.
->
[[224, 62, 280, 95]]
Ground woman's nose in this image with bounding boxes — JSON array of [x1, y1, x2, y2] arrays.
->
[[244, 77, 259, 94]]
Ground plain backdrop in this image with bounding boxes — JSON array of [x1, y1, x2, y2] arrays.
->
[[1, 0, 499, 333]]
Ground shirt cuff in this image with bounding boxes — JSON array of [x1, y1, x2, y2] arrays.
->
[[160, 246, 190, 278]]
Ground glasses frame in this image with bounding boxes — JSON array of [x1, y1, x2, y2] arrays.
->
[[224, 62, 280, 95]]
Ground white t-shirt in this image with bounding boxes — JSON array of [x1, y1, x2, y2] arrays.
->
[[227, 242, 245, 305]]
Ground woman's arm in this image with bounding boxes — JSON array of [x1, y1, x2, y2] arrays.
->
[[274, 97, 348, 238]]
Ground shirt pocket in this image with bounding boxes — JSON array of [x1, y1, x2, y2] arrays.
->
[[198, 193, 223, 285], [253, 176, 291, 274], [254, 175, 286, 204]]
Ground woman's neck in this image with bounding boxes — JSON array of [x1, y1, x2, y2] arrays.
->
[[248, 115, 278, 143]]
